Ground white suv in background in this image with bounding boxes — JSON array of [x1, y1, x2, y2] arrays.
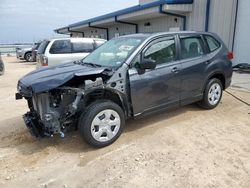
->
[[36, 38, 106, 68]]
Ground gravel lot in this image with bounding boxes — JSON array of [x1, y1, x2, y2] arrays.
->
[[0, 57, 250, 188]]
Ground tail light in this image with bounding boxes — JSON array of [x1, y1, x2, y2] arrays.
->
[[227, 52, 233, 60], [42, 56, 48, 66]]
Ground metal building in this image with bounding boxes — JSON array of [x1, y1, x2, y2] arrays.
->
[[55, 0, 248, 65]]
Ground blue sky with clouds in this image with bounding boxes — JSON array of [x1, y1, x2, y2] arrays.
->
[[0, 0, 138, 44]]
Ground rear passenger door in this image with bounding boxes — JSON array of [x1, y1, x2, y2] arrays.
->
[[71, 39, 94, 61], [178, 34, 211, 104]]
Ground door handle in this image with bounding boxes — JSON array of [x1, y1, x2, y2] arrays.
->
[[171, 67, 179, 73]]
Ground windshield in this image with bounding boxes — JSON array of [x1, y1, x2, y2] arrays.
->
[[82, 36, 146, 67]]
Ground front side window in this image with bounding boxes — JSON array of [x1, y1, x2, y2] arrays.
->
[[72, 42, 94, 53], [50, 40, 71, 54], [180, 36, 204, 59], [144, 38, 176, 65], [204, 35, 221, 52], [82, 36, 146, 67]]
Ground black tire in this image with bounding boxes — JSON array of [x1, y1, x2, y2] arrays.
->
[[0, 62, 4, 75], [78, 100, 125, 148], [24, 52, 32, 62], [198, 78, 223, 109]]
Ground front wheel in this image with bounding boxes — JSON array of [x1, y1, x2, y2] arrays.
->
[[24, 52, 33, 62], [78, 100, 125, 147], [198, 78, 223, 109]]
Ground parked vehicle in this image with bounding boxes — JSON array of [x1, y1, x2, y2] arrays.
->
[[16, 32, 233, 147], [36, 38, 106, 68], [16, 46, 33, 62], [31, 42, 41, 62], [0, 53, 4, 75]]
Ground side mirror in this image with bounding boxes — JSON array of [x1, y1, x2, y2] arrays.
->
[[140, 58, 156, 70]]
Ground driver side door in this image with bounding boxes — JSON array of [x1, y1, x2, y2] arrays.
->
[[128, 36, 182, 116]]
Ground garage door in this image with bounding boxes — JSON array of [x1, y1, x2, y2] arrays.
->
[[233, 0, 250, 65]]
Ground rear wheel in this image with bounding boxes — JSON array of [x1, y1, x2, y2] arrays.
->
[[198, 78, 223, 109], [78, 100, 125, 147], [24, 52, 32, 62]]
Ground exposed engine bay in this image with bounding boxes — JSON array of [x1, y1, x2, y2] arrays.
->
[[23, 78, 104, 138]]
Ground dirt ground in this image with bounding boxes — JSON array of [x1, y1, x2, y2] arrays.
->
[[0, 57, 250, 188]]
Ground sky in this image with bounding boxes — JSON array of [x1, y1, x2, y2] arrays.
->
[[0, 0, 138, 44]]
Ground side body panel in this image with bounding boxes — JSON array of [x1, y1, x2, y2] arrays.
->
[[129, 62, 182, 115]]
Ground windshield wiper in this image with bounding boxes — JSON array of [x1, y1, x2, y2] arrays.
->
[[81, 61, 102, 68]]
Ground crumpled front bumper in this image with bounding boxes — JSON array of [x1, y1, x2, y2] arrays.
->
[[23, 112, 46, 138]]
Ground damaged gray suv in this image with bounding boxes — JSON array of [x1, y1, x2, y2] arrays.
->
[[16, 32, 233, 147]]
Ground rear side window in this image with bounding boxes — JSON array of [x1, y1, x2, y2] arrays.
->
[[34, 43, 41, 50], [50, 40, 71, 54], [144, 38, 176, 65], [180, 36, 204, 59], [37, 40, 50, 54], [204, 35, 221, 52], [72, 41, 94, 53]]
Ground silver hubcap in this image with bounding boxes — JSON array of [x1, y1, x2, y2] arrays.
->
[[91, 109, 121, 142], [208, 83, 221, 105]]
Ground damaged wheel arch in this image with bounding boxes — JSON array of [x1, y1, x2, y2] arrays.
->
[[84, 88, 132, 118]]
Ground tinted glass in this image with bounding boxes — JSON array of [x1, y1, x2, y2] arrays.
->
[[144, 38, 176, 65], [49, 40, 71, 54], [83, 36, 146, 67], [180, 36, 204, 59], [34, 43, 41, 50], [95, 40, 105, 48], [72, 42, 94, 53], [205, 35, 221, 52], [37, 40, 50, 54]]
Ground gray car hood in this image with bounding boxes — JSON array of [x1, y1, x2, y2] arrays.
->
[[18, 62, 109, 94]]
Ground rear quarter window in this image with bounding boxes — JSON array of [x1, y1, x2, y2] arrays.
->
[[204, 35, 221, 52], [37, 40, 50, 54], [71, 41, 94, 53], [49, 40, 71, 54]]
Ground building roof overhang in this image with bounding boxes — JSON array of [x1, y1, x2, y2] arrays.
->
[[55, 0, 193, 34]]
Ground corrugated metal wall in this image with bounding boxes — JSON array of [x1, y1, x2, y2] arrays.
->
[[138, 16, 182, 33], [185, 0, 236, 49], [72, 29, 107, 39], [208, 0, 237, 49], [108, 23, 136, 39], [186, 0, 207, 31]]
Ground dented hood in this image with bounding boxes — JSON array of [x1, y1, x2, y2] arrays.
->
[[18, 62, 107, 94]]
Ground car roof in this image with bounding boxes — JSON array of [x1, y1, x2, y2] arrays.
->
[[42, 37, 106, 42], [119, 31, 214, 39]]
